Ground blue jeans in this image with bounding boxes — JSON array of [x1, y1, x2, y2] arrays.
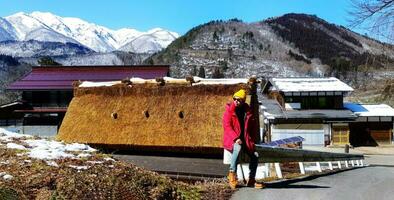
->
[[229, 143, 258, 179]]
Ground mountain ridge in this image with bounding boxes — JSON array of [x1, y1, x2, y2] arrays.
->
[[146, 13, 394, 84], [0, 11, 179, 53]]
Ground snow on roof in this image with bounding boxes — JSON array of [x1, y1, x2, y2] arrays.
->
[[344, 103, 394, 117], [270, 77, 353, 92], [79, 81, 121, 87], [79, 76, 249, 87], [192, 77, 248, 85], [0, 101, 23, 108]]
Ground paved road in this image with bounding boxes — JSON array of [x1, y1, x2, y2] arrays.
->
[[114, 155, 228, 177], [231, 155, 394, 200]]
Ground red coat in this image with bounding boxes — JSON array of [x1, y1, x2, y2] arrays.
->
[[222, 102, 258, 154]]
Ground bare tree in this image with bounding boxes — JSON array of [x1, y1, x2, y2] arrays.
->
[[349, 0, 394, 41]]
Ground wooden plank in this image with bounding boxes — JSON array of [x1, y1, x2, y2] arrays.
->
[[299, 162, 305, 174], [328, 162, 333, 170], [275, 163, 283, 178], [337, 161, 342, 169], [316, 162, 322, 172]]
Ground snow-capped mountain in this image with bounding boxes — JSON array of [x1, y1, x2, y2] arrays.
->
[[0, 18, 16, 41], [0, 11, 179, 53], [119, 28, 179, 53]]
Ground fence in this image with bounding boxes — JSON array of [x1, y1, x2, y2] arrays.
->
[[236, 145, 365, 179]]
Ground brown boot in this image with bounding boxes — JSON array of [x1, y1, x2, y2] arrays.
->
[[247, 178, 265, 189], [227, 171, 238, 189]]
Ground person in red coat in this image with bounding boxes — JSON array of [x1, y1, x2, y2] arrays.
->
[[223, 89, 264, 189]]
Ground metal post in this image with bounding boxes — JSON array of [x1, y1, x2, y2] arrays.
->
[[274, 163, 283, 178], [360, 160, 364, 166], [345, 160, 349, 168], [337, 161, 342, 169], [239, 164, 246, 184], [356, 160, 360, 166], [316, 162, 322, 172], [345, 144, 349, 153], [351, 160, 355, 167], [299, 162, 306, 175], [328, 162, 333, 170]]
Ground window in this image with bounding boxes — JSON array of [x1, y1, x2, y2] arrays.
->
[[22, 91, 33, 103], [318, 97, 327, 108], [59, 91, 73, 107], [49, 91, 58, 107], [284, 95, 343, 109]]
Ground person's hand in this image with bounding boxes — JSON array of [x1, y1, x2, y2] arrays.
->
[[235, 139, 242, 144]]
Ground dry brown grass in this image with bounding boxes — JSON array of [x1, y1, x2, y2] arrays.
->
[[58, 83, 255, 152], [0, 147, 233, 200], [347, 78, 394, 107]]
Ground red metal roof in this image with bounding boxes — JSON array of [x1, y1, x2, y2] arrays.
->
[[8, 65, 170, 90]]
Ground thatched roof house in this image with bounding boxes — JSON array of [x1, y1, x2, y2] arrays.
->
[[58, 77, 259, 154]]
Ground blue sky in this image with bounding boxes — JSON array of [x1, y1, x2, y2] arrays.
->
[[0, 0, 359, 35]]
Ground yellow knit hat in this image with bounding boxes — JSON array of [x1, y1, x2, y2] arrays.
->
[[233, 89, 246, 100]]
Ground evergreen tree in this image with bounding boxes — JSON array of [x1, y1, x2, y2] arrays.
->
[[212, 67, 224, 78], [191, 65, 197, 76], [198, 66, 205, 78], [213, 31, 219, 41], [38, 57, 61, 66]]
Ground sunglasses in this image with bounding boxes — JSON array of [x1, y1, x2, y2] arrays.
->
[[233, 98, 243, 102]]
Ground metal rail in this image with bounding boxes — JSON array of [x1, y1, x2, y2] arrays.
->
[[254, 145, 364, 163], [235, 145, 366, 179]]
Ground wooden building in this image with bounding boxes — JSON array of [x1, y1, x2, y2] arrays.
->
[[344, 103, 394, 146], [261, 77, 357, 146], [5, 65, 170, 137]]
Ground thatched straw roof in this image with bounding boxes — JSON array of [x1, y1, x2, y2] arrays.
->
[[58, 77, 259, 154]]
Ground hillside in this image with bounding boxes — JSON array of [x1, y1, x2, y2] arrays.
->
[[147, 14, 392, 78], [0, 40, 93, 57], [0, 55, 30, 105], [145, 13, 394, 105]]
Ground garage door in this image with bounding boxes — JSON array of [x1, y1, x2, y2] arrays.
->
[[332, 127, 349, 145]]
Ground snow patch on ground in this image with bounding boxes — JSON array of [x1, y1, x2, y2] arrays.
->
[[2, 174, 13, 180], [0, 127, 98, 161], [28, 148, 74, 160], [0, 128, 32, 142], [6, 143, 27, 150], [68, 165, 90, 170], [103, 157, 116, 162], [0, 172, 13, 180], [46, 160, 59, 167]]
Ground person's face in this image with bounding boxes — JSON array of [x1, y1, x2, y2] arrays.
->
[[233, 97, 244, 107]]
